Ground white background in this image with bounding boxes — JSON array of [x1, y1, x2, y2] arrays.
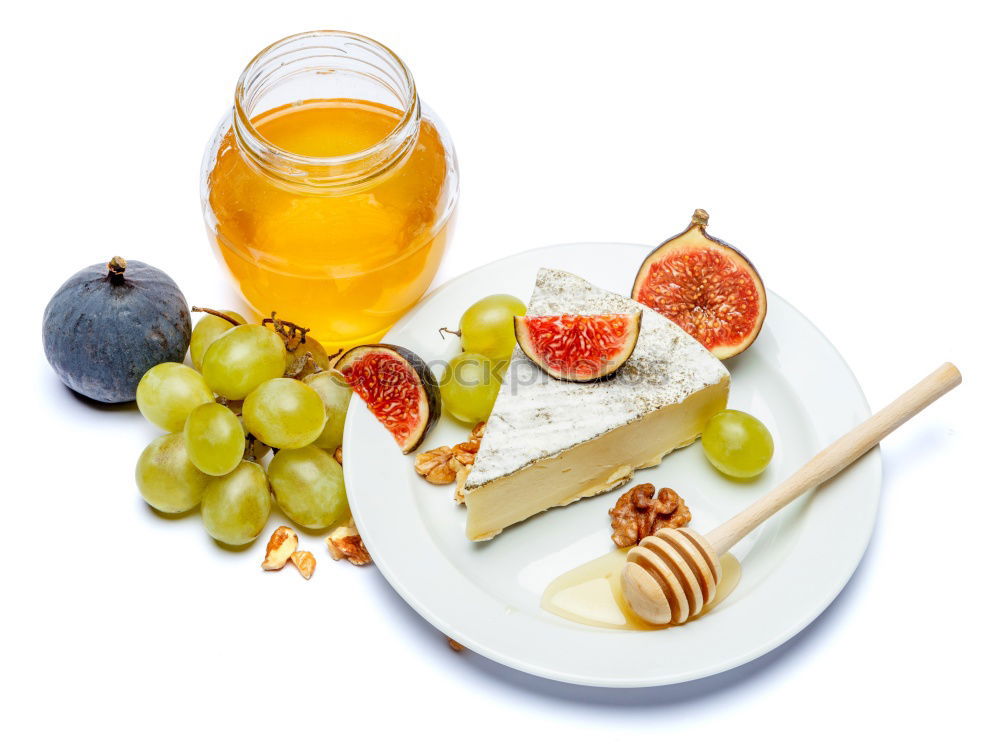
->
[[2, 1, 994, 747]]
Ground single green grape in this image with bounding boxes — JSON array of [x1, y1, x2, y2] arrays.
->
[[268, 445, 348, 529], [243, 377, 327, 449], [304, 371, 352, 450], [183, 402, 245, 476], [201, 324, 286, 399], [441, 352, 503, 424], [701, 409, 774, 478], [190, 310, 247, 370], [200, 461, 272, 545], [459, 294, 527, 360], [136, 362, 215, 431], [135, 432, 210, 513]]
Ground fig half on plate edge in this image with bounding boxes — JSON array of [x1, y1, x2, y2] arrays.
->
[[513, 312, 642, 382], [333, 344, 441, 454], [632, 209, 766, 359]]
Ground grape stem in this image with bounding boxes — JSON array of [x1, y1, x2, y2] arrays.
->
[[244, 435, 272, 463], [261, 312, 310, 352], [192, 306, 242, 327], [285, 351, 326, 379], [438, 326, 461, 340], [215, 395, 242, 416]]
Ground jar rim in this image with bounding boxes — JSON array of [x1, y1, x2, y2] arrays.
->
[[233, 30, 419, 183]]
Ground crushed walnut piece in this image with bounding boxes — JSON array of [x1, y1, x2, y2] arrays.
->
[[289, 550, 316, 580], [414, 445, 456, 484], [414, 422, 487, 487], [609, 483, 692, 548], [326, 520, 372, 566], [447, 637, 465, 652], [451, 442, 478, 467], [469, 421, 486, 442], [261, 526, 298, 570], [334, 446, 343, 465], [453, 463, 471, 504]]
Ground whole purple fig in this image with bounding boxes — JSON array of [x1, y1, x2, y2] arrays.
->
[[43, 257, 191, 403]]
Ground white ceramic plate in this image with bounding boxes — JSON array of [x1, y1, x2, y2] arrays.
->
[[343, 243, 880, 687]]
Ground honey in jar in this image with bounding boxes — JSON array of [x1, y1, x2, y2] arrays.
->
[[202, 31, 458, 347]]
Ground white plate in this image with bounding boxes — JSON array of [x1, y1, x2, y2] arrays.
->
[[343, 243, 880, 687]]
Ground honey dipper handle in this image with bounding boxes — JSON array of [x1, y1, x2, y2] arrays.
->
[[705, 362, 962, 554]]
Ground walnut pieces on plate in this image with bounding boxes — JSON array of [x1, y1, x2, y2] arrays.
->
[[414, 422, 486, 503], [609, 483, 692, 548], [414, 446, 456, 484]]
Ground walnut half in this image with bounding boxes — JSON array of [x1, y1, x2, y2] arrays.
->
[[414, 446, 456, 484], [609, 483, 692, 548], [413, 422, 487, 489]]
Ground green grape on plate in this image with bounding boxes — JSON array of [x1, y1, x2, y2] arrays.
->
[[701, 409, 774, 479], [135, 432, 210, 514], [183, 401, 245, 476], [304, 371, 352, 450], [243, 377, 327, 449], [459, 294, 526, 360], [201, 324, 286, 400], [200, 461, 272, 545], [268, 445, 348, 529], [136, 362, 215, 432], [190, 309, 246, 370], [441, 352, 503, 424]]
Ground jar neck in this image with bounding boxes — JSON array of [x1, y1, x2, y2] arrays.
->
[[232, 31, 420, 192]]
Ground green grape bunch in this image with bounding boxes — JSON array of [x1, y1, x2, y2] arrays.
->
[[133, 308, 354, 548]]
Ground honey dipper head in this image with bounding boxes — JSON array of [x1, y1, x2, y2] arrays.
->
[[621, 528, 722, 625]]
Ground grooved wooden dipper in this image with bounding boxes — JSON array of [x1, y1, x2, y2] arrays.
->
[[621, 362, 962, 626]]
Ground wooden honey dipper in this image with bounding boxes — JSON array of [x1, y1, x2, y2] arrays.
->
[[621, 362, 962, 626]]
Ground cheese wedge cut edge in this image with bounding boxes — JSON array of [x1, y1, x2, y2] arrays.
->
[[464, 378, 729, 541]]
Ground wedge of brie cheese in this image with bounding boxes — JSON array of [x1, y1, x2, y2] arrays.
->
[[463, 268, 730, 541]]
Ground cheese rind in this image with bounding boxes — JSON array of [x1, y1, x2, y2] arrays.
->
[[463, 268, 730, 541]]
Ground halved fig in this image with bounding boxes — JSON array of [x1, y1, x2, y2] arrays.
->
[[513, 313, 642, 382], [333, 344, 441, 454], [632, 209, 766, 359]]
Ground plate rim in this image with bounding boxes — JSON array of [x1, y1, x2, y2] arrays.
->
[[344, 242, 881, 687]]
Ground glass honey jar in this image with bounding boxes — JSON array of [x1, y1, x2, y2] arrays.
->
[[201, 31, 458, 347]]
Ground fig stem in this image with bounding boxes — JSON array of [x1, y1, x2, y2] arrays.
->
[[438, 327, 461, 340], [328, 349, 344, 363], [107, 256, 127, 284], [691, 209, 709, 227], [192, 306, 242, 327]]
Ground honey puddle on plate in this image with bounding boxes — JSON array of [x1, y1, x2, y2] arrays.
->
[[541, 548, 741, 630]]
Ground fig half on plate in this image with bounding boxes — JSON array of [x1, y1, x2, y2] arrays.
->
[[632, 209, 766, 359], [334, 344, 441, 454], [513, 312, 642, 382]]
